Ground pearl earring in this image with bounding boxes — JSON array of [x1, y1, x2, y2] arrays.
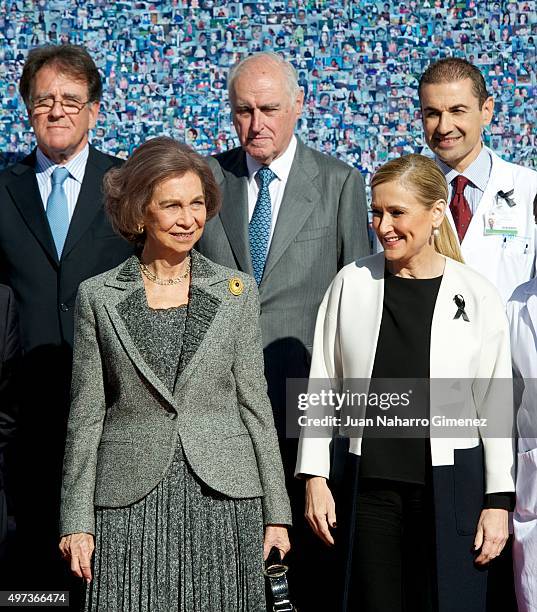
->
[[433, 227, 440, 237]]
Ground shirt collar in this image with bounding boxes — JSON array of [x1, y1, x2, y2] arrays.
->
[[436, 145, 492, 193], [35, 144, 89, 184], [245, 135, 297, 183]]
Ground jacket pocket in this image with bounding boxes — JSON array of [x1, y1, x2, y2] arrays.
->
[[99, 429, 133, 443], [220, 430, 249, 440], [95, 440, 136, 502], [515, 447, 537, 519], [453, 445, 485, 536], [294, 226, 331, 242]]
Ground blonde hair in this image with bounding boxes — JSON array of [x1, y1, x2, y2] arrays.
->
[[371, 154, 464, 263]]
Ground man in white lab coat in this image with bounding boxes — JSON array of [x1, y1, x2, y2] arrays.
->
[[506, 197, 537, 612], [419, 58, 537, 304]]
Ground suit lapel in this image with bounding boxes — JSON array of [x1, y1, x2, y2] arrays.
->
[[6, 151, 59, 265], [430, 258, 478, 379], [104, 258, 179, 410], [345, 254, 384, 378], [217, 150, 253, 274], [173, 251, 222, 394], [105, 301, 179, 410], [173, 284, 221, 394], [262, 140, 320, 284], [62, 146, 114, 259], [104, 252, 225, 408]]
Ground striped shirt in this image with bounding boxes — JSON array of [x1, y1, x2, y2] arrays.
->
[[436, 146, 492, 214], [35, 144, 89, 222]]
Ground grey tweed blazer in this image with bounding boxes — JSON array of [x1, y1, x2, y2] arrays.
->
[[60, 250, 291, 536]]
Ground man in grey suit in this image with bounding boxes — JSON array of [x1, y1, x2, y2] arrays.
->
[[197, 52, 370, 609]]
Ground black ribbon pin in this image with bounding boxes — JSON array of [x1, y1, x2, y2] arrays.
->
[[497, 189, 516, 207], [453, 294, 469, 322]]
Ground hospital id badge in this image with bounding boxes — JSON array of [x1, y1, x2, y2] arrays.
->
[[484, 194, 518, 236]]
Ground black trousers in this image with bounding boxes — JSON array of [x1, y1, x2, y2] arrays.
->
[[348, 478, 438, 612]]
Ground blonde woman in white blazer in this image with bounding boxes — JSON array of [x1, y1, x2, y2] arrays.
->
[[507, 275, 537, 612], [295, 155, 515, 612]]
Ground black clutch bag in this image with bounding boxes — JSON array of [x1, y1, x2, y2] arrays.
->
[[264, 546, 297, 612]]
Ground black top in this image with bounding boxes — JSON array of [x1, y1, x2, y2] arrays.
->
[[360, 272, 441, 484], [359, 270, 514, 510], [118, 288, 187, 393]]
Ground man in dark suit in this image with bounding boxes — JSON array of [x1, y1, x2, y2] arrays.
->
[[0, 285, 19, 569], [197, 52, 370, 609], [0, 45, 133, 595]]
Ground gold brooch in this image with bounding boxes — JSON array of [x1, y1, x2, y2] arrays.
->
[[228, 277, 244, 296]]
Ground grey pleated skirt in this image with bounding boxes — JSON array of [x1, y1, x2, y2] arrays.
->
[[85, 446, 266, 612]]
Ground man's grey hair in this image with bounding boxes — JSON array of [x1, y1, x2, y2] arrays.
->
[[227, 52, 300, 105]]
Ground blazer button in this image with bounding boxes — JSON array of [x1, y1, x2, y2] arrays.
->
[[59, 303, 69, 312]]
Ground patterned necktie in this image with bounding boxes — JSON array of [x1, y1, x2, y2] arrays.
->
[[46, 167, 70, 258], [249, 167, 276, 285], [450, 175, 472, 243]]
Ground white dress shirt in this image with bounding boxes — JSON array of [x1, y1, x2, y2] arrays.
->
[[246, 135, 298, 246], [436, 145, 492, 214], [35, 144, 89, 222]]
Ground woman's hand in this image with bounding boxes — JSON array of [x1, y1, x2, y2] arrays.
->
[[263, 525, 291, 561], [305, 476, 336, 546], [59, 533, 95, 583], [473, 508, 509, 565]]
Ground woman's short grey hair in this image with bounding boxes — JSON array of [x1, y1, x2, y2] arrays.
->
[[227, 52, 300, 104]]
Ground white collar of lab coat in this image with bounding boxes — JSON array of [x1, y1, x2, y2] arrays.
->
[[483, 146, 515, 194]]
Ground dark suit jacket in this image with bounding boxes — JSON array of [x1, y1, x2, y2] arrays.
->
[[0, 145, 134, 526], [0, 285, 19, 452], [198, 140, 370, 433], [0, 284, 19, 548], [0, 145, 134, 353]]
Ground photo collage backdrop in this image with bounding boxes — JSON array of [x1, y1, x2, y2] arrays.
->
[[0, 0, 535, 185]]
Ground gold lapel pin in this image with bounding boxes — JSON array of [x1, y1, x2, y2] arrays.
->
[[229, 277, 244, 296]]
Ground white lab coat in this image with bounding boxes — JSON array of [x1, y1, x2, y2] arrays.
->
[[507, 278, 537, 612], [447, 148, 537, 304]]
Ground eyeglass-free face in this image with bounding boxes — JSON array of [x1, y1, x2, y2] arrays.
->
[[29, 65, 99, 164], [420, 78, 494, 173], [230, 59, 304, 166], [142, 172, 207, 260]]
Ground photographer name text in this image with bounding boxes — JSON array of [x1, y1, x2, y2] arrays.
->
[[298, 415, 488, 428]]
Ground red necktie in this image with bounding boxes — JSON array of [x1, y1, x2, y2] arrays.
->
[[450, 175, 472, 242]]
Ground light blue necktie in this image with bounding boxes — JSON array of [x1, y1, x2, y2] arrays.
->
[[46, 167, 70, 258], [249, 167, 276, 285]]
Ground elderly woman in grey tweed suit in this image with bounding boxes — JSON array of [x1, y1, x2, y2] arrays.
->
[[59, 137, 291, 611]]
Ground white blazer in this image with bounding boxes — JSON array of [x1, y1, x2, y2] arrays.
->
[[507, 278, 537, 612], [448, 148, 537, 305], [295, 252, 515, 496]]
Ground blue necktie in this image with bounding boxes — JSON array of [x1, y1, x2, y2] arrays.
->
[[249, 167, 276, 285], [46, 167, 70, 258]]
